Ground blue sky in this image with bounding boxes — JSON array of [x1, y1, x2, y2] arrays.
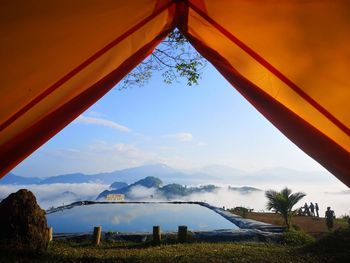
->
[[12, 60, 331, 178]]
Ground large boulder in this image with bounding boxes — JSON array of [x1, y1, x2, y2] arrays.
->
[[0, 189, 49, 252]]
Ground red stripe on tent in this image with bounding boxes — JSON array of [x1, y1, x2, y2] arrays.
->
[[188, 2, 350, 137], [184, 32, 350, 187], [0, 1, 174, 133], [175, 0, 189, 31], [0, 26, 174, 179]]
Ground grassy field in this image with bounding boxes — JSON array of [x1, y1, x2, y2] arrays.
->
[[0, 240, 340, 263], [0, 212, 348, 262], [1, 228, 349, 263], [233, 211, 348, 237]]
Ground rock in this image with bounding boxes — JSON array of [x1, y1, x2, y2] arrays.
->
[[0, 189, 49, 252]]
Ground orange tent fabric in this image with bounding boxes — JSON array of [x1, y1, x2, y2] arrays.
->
[[1, 0, 349, 186]]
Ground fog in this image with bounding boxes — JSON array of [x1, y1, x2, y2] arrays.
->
[[124, 184, 350, 216], [0, 183, 108, 209], [1, 182, 349, 216]]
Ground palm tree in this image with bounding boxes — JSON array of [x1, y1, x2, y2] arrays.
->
[[265, 187, 306, 229]]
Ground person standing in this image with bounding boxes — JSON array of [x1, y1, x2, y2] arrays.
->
[[303, 202, 310, 216], [315, 203, 319, 217], [325, 207, 335, 231], [310, 202, 315, 216]]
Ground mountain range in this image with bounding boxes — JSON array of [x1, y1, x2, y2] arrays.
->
[[1, 163, 334, 186], [96, 176, 261, 200]]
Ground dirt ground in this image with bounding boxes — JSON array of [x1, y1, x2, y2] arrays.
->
[[233, 212, 346, 237]]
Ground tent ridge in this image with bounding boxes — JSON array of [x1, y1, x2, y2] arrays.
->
[[188, 2, 350, 137], [0, 0, 174, 134]]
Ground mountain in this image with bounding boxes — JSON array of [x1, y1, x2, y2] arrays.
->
[[2, 164, 333, 186], [97, 176, 260, 200], [228, 186, 261, 194], [39, 173, 90, 184], [0, 173, 42, 185], [131, 176, 162, 188], [161, 183, 188, 198], [97, 176, 163, 199], [39, 191, 79, 202], [2, 164, 196, 185], [94, 163, 190, 184], [191, 165, 246, 178], [110, 182, 128, 190]]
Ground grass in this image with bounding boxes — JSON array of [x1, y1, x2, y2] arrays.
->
[[1, 232, 349, 263], [1, 212, 348, 262], [233, 211, 348, 237]]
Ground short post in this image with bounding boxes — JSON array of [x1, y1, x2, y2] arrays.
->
[[178, 225, 187, 243], [48, 227, 53, 242], [153, 225, 161, 244], [93, 226, 102, 246]]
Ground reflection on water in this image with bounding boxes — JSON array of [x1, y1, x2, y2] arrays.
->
[[46, 203, 239, 233]]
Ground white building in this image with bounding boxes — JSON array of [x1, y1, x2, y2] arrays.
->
[[106, 194, 125, 201]]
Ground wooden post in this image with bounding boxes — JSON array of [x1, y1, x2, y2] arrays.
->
[[153, 226, 161, 244], [93, 226, 102, 246], [178, 225, 187, 243], [48, 227, 53, 242]]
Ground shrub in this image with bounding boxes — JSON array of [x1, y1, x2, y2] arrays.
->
[[281, 229, 314, 246], [341, 215, 350, 228], [306, 228, 350, 253], [232, 207, 251, 218], [291, 224, 301, 231]]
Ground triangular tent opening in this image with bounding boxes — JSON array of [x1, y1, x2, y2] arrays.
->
[[1, 0, 349, 186]]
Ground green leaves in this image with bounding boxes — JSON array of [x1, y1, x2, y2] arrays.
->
[[119, 29, 207, 89], [175, 60, 203, 86], [265, 187, 306, 229]]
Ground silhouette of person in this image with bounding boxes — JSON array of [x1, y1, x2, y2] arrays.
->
[[325, 206, 335, 231], [310, 202, 315, 216], [315, 203, 319, 217], [303, 202, 310, 216]]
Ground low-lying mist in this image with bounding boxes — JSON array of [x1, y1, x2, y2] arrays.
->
[[1, 182, 349, 216], [0, 183, 108, 209]]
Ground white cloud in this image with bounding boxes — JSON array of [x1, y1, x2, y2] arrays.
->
[[1, 182, 349, 216], [76, 115, 131, 132], [128, 186, 159, 199], [85, 111, 106, 118], [163, 132, 193, 142], [14, 138, 201, 177], [36, 142, 164, 175], [0, 183, 108, 209], [197, 141, 208, 147], [88, 142, 159, 163]]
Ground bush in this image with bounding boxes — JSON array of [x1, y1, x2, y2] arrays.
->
[[291, 224, 301, 231], [281, 229, 315, 246], [340, 215, 350, 228], [306, 228, 350, 253], [231, 207, 251, 218]]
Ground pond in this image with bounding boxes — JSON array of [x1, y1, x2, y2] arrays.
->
[[46, 203, 239, 233]]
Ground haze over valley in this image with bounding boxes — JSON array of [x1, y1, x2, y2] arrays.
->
[[1, 164, 348, 216]]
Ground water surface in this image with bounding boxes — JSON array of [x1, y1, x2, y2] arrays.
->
[[46, 203, 239, 233]]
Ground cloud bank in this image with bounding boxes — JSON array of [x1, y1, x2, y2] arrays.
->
[[0, 183, 108, 209], [1, 183, 349, 216], [76, 115, 131, 132]]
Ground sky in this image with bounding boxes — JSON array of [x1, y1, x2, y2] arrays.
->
[[9, 47, 345, 190]]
